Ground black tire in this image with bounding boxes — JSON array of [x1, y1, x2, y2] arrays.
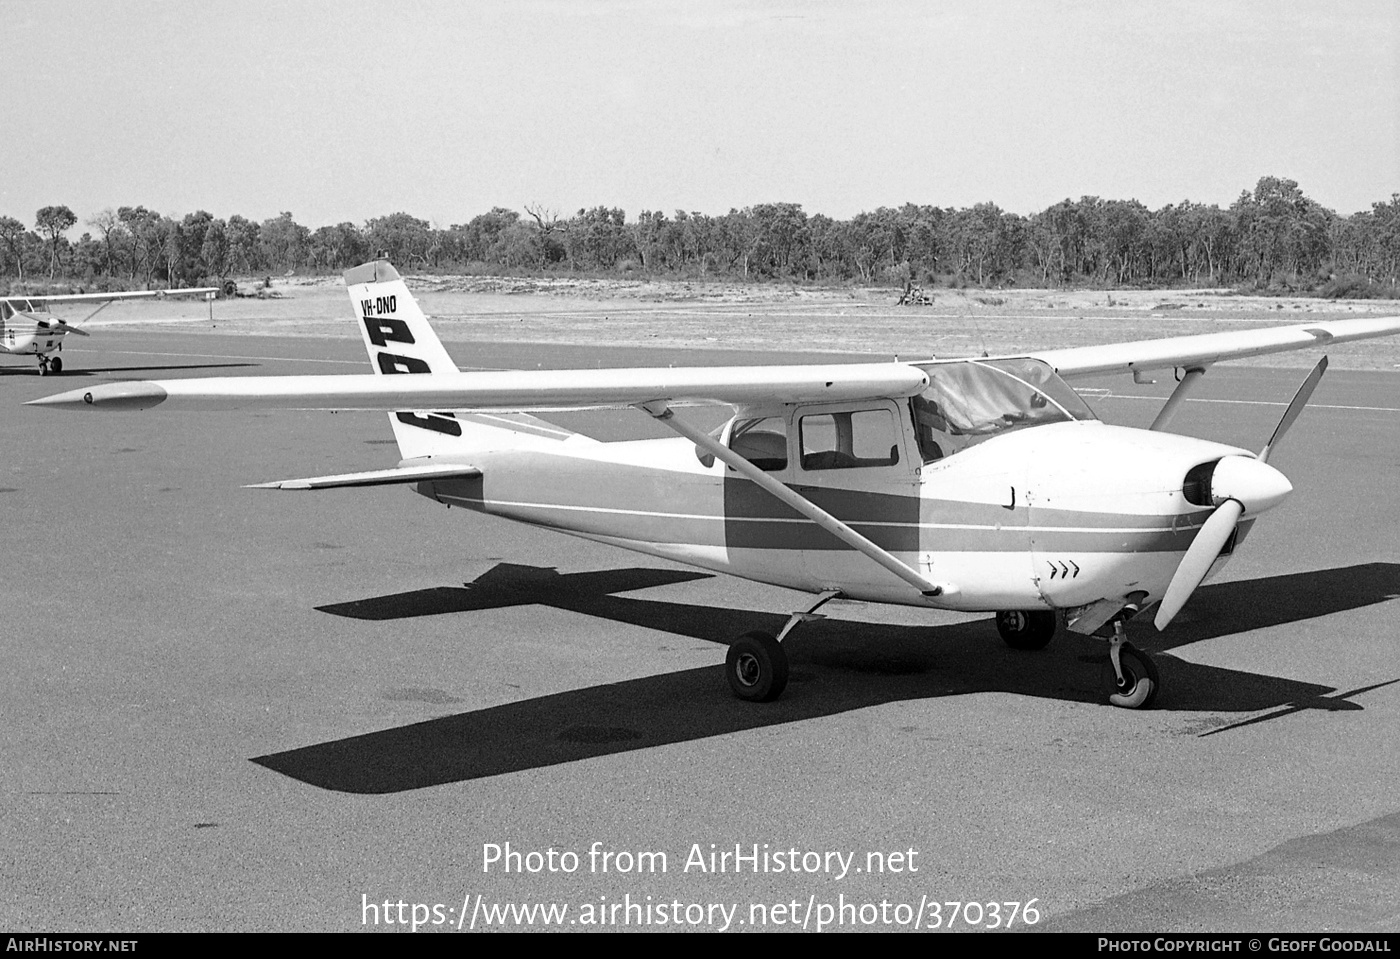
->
[[995, 610, 1056, 650], [49, 356, 61, 374], [1104, 642, 1159, 709], [37, 362, 47, 377], [725, 631, 789, 702]]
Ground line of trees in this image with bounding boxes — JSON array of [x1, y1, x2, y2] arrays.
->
[[3, 177, 1398, 295]]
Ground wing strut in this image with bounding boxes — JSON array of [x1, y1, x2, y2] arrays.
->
[[1149, 365, 1208, 432], [78, 299, 118, 325], [636, 401, 950, 598]]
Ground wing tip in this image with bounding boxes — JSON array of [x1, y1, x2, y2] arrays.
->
[[27, 382, 168, 410]]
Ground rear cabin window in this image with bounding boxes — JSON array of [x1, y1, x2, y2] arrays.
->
[[728, 416, 788, 471], [799, 409, 901, 470]]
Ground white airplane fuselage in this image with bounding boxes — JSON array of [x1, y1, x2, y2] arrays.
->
[[0, 309, 68, 356], [3, 288, 215, 372], [414, 413, 1265, 615]]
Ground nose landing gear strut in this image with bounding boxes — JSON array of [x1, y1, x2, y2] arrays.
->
[[1103, 617, 1159, 709]]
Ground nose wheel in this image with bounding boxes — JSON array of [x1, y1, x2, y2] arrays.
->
[[37, 356, 61, 376], [1103, 621, 1159, 709]]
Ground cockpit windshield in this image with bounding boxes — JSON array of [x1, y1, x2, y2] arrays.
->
[[910, 358, 1095, 462]]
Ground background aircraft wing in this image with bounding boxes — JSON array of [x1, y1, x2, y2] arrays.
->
[[3, 288, 219, 303], [29, 363, 930, 412], [1029, 315, 1400, 379]]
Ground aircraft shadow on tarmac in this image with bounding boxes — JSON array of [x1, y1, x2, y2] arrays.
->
[[252, 561, 1400, 793]]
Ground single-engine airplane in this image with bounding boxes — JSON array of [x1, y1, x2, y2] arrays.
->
[[2, 287, 218, 374], [30, 261, 1400, 708]]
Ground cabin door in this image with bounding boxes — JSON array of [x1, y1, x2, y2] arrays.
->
[[787, 400, 922, 592]]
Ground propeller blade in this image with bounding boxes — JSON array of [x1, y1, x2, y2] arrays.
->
[[55, 322, 90, 337], [1156, 357, 1321, 630], [1155, 498, 1244, 630], [1259, 356, 1326, 464]]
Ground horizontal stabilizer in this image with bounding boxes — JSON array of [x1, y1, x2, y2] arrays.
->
[[245, 463, 480, 490]]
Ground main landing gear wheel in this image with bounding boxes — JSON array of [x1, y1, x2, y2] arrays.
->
[[49, 356, 61, 374], [1104, 641, 1159, 709], [725, 631, 788, 702], [995, 610, 1056, 650]]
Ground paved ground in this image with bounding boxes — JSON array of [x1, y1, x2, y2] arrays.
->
[[2, 320, 1397, 933]]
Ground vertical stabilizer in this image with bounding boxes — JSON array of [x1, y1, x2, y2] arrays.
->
[[346, 260, 465, 459], [343, 260, 585, 459], [347, 260, 459, 376]]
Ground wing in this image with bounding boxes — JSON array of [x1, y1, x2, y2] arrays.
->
[[1029, 316, 1400, 379], [30, 315, 1400, 412], [27, 363, 931, 412]]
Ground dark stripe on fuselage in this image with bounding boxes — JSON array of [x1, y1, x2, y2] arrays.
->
[[423, 464, 1215, 555], [724, 474, 920, 551]]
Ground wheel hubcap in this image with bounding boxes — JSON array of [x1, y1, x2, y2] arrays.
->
[[734, 652, 761, 687]]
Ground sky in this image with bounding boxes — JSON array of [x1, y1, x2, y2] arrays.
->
[[1, 0, 1396, 232]]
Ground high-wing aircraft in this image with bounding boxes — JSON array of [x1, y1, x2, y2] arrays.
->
[[30, 261, 1400, 708], [1, 287, 217, 374]]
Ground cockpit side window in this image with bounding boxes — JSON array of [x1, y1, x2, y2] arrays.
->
[[979, 357, 1098, 421], [799, 409, 900, 470], [911, 394, 957, 461], [728, 416, 788, 471], [0, 301, 10, 321]]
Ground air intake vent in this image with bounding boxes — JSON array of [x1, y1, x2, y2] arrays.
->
[[1182, 460, 1217, 507]]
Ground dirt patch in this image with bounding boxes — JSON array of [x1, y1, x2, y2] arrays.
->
[[78, 274, 1400, 371]]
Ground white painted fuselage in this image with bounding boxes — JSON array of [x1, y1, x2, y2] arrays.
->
[[0, 308, 69, 357], [415, 413, 1261, 615]]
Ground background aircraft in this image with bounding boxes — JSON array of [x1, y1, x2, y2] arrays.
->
[[1, 287, 217, 374], [31, 261, 1400, 709]]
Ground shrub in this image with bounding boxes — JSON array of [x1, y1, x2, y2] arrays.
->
[[1319, 274, 1400, 299]]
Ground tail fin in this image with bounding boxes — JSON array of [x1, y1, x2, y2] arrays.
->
[[346, 260, 468, 459], [344, 260, 587, 460], [347, 260, 459, 376]]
